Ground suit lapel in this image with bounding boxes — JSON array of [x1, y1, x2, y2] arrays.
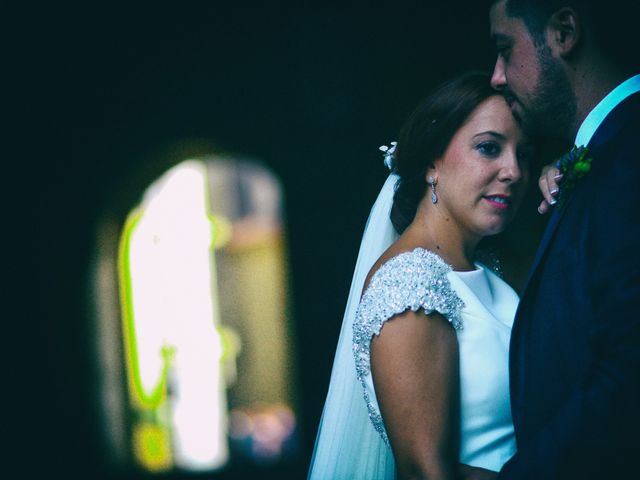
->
[[518, 180, 575, 296]]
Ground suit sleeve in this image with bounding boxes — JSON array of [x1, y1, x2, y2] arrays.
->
[[498, 130, 640, 479]]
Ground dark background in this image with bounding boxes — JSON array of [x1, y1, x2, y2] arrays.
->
[[13, 2, 546, 479]]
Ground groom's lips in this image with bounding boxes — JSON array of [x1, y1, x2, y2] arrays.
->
[[505, 94, 524, 122], [505, 93, 517, 109]]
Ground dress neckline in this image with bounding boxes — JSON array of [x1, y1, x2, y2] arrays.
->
[[405, 247, 481, 273], [454, 265, 483, 275], [452, 264, 493, 308]]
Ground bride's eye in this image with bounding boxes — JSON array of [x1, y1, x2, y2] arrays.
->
[[476, 141, 501, 158]]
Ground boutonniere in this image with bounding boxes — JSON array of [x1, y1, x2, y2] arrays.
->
[[554, 145, 593, 206]]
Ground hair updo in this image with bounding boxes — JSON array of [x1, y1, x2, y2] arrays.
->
[[390, 71, 497, 234]]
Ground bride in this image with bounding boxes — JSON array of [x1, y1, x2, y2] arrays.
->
[[308, 71, 533, 479]]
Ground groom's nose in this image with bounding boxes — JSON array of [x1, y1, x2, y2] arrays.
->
[[491, 57, 507, 91]]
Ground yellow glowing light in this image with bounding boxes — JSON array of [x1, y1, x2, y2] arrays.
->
[[209, 213, 232, 249], [132, 422, 172, 472], [118, 209, 171, 410]]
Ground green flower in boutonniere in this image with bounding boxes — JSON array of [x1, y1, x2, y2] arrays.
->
[[554, 145, 593, 206]]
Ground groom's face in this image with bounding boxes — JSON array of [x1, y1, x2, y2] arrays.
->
[[489, 0, 541, 128], [489, 0, 576, 139]]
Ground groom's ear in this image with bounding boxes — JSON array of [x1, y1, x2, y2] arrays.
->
[[545, 7, 581, 58]]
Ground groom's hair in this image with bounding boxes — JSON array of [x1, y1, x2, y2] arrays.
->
[[497, 0, 593, 46], [494, 0, 638, 72]]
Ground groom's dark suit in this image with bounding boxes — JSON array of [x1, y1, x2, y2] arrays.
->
[[499, 91, 640, 479]]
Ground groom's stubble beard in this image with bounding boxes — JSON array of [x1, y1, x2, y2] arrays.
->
[[516, 45, 577, 143]]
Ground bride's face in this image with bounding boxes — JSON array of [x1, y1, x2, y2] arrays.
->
[[429, 95, 531, 239]]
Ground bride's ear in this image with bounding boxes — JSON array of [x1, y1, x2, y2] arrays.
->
[[425, 166, 438, 185]]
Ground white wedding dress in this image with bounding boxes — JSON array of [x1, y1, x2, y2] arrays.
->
[[308, 175, 517, 479]]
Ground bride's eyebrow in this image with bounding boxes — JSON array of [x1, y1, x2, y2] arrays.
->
[[473, 131, 506, 140]]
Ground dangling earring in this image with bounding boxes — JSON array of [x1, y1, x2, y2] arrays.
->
[[427, 176, 438, 204]]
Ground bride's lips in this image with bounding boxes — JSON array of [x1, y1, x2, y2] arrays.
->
[[483, 194, 512, 210]]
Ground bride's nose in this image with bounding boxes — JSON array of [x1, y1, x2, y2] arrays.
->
[[498, 151, 523, 183]]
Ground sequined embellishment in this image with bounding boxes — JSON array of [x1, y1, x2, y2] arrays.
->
[[352, 248, 465, 444]]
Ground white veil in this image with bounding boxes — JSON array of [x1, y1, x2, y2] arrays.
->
[[308, 172, 400, 479]]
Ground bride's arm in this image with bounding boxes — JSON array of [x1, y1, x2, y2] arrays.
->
[[371, 309, 459, 480]]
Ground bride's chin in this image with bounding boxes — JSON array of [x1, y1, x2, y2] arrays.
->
[[480, 221, 508, 237]]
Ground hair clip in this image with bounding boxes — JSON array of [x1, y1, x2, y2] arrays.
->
[[379, 141, 397, 170]]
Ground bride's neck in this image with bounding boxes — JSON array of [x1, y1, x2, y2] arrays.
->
[[404, 204, 479, 272]]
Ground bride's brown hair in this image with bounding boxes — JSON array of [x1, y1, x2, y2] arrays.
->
[[390, 71, 497, 234]]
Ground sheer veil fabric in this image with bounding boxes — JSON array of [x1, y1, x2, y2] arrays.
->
[[308, 174, 399, 479]]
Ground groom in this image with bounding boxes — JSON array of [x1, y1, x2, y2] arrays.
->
[[487, 0, 640, 478]]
